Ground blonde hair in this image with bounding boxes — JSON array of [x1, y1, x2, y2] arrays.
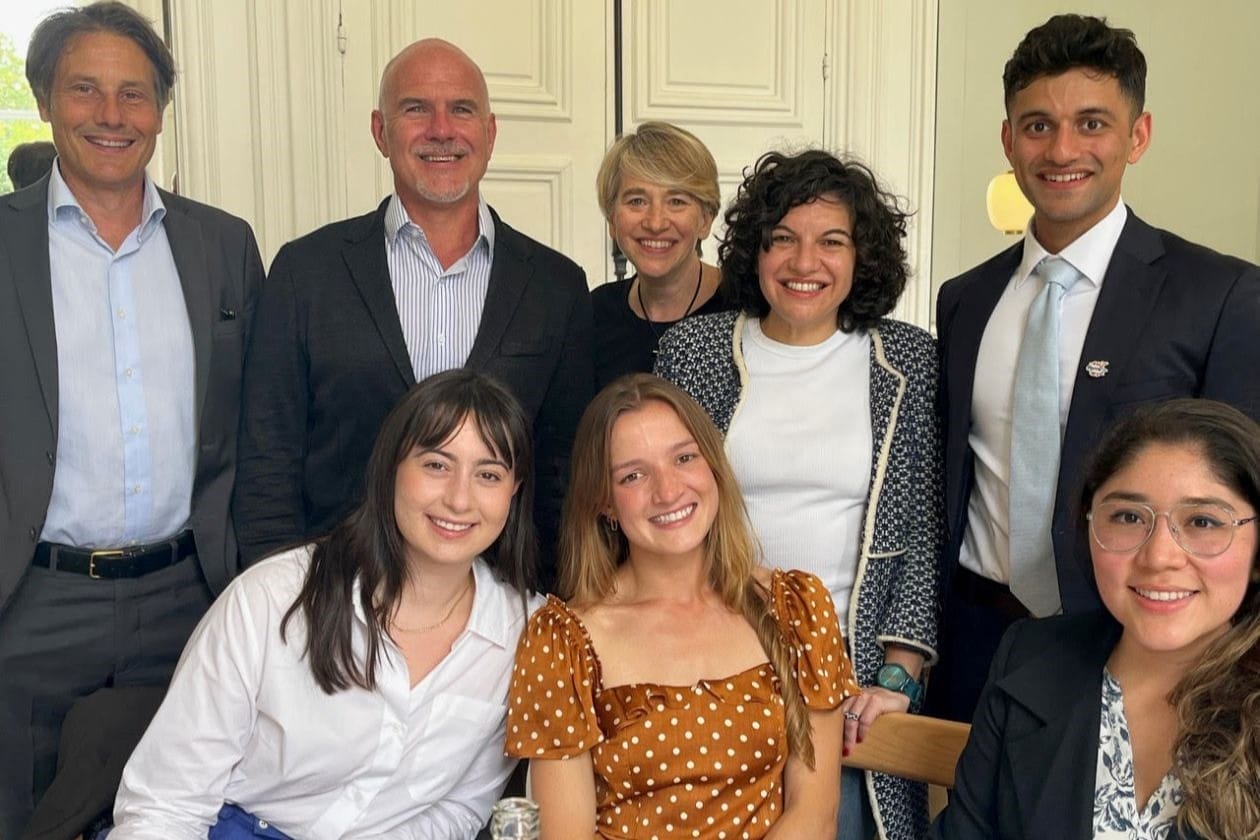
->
[[560, 374, 816, 766], [595, 121, 721, 223]]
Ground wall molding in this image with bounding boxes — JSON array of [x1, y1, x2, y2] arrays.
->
[[482, 155, 575, 253], [630, 0, 809, 127], [830, 0, 938, 330]]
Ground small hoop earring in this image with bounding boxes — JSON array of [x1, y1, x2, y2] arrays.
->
[[607, 517, 619, 532]]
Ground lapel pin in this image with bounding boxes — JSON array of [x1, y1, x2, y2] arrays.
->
[[1085, 360, 1109, 378], [219, 307, 236, 321]]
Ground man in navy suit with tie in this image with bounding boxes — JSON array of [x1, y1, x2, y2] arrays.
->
[[930, 13, 1260, 722]]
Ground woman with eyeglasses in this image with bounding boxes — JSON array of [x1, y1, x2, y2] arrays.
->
[[931, 398, 1260, 840]]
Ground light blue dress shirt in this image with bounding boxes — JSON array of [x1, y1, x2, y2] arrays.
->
[[383, 195, 495, 381], [40, 163, 196, 548]]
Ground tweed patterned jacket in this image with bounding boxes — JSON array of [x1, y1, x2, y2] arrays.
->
[[656, 310, 944, 840]]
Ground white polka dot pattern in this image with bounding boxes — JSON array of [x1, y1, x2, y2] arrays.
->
[[506, 570, 857, 838]]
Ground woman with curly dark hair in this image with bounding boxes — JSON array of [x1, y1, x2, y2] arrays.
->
[[933, 398, 1260, 839], [656, 149, 943, 840]]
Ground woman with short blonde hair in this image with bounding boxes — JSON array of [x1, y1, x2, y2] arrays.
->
[[591, 122, 730, 386]]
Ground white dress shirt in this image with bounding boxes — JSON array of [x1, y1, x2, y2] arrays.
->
[[113, 546, 542, 840], [960, 200, 1128, 583]]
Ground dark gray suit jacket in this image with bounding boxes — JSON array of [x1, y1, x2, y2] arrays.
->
[[937, 210, 1260, 613], [930, 613, 1203, 840], [0, 175, 265, 614], [232, 198, 593, 584]]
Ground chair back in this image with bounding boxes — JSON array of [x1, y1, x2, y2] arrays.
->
[[844, 712, 970, 788]]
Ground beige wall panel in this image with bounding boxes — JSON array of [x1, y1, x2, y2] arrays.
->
[[830, 0, 938, 328], [168, 0, 348, 266], [630, 0, 811, 124]]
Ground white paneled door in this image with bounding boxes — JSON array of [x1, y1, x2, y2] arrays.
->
[[621, 0, 829, 263]]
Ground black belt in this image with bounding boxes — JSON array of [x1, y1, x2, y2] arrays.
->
[[953, 566, 1031, 622], [33, 531, 195, 579]]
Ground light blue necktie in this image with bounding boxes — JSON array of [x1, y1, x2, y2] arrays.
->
[[1008, 256, 1082, 617]]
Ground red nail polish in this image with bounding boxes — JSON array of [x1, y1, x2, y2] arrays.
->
[[842, 746, 850, 758]]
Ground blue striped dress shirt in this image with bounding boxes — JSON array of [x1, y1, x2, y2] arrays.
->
[[383, 195, 495, 381], [41, 164, 196, 548]]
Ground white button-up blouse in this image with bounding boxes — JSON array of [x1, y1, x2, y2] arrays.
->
[[113, 545, 541, 839]]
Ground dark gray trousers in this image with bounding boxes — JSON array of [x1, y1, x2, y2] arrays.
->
[[0, 556, 212, 838]]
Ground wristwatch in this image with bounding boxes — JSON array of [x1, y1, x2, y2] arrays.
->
[[876, 663, 923, 706]]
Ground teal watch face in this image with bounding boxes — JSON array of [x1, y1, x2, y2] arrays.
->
[[877, 664, 922, 702]]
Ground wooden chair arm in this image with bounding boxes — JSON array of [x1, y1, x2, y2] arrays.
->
[[843, 712, 971, 788]]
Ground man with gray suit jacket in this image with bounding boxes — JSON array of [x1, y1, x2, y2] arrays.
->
[[233, 39, 593, 586], [0, 3, 263, 834]]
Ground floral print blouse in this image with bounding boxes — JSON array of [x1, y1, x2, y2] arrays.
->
[[1093, 669, 1184, 839]]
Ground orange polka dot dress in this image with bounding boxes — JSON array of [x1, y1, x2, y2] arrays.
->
[[506, 569, 858, 839]]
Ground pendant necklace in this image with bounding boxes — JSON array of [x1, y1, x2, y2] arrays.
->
[[638, 262, 704, 355]]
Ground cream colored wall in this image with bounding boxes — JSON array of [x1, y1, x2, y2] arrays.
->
[[932, 1, 1260, 307]]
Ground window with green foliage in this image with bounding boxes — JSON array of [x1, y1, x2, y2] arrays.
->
[[1, 32, 53, 194]]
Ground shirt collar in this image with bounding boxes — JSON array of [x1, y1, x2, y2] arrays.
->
[[1014, 199, 1128, 290], [351, 556, 518, 650], [47, 160, 167, 241], [383, 193, 496, 256]]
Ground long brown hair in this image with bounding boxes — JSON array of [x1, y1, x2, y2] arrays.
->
[[561, 373, 817, 766], [282, 369, 537, 693], [1081, 399, 1260, 838]]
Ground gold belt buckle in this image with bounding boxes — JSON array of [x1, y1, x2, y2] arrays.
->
[[88, 548, 125, 580]]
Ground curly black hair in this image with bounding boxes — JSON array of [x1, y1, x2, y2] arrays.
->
[[717, 150, 910, 334], [1003, 15, 1146, 116]]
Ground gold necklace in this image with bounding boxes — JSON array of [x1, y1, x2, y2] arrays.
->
[[391, 574, 473, 633]]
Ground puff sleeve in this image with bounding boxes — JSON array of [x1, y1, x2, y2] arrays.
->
[[505, 596, 605, 759], [772, 569, 861, 709]]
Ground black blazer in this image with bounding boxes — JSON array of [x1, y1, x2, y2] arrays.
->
[[937, 210, 1260, 612], [0, 176, 264, 612], [232, 198, 593, 580], [930, 613, 1202, 840]]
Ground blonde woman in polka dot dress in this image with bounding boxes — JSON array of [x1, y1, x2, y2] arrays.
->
[[507, 374, 859, 839]]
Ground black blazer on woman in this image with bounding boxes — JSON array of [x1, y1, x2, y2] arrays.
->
[[930, 612, 1203, 840]]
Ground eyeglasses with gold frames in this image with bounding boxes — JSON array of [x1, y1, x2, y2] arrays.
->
[[1086, 500, 1258, 558]]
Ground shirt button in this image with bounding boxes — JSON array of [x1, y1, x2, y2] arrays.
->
[[128, 425, 140, 435], [116, 308, 126, 319], [124, 367, 134, 378], [131, 484, 142, 495], [258, 820, 269, 829]]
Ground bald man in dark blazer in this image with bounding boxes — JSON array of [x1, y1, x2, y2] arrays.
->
[[232, 39, 592, 586]]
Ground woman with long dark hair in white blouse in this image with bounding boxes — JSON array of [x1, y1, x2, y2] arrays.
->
[[112, 369, 543, 839]]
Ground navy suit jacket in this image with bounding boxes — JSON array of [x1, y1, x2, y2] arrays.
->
[[937, 210, 1260, 612], [0, 175, 264, 613], [232, 198, 593, 584], [930, 613, 1203, 840]]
